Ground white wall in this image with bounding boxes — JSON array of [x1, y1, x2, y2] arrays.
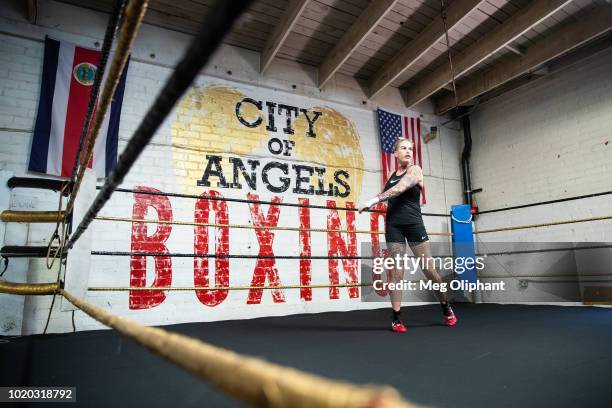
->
[[469, 47, 612, 303], [0, 0, 463, 334]]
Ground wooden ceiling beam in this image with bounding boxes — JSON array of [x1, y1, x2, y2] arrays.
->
[[260, 0, 309, 74], [505, 44, 524, 55], [403, 0, 573, 108], [435, 8, 612, 114], [367, 0, 485, 99], [318, 0, 398, 89]]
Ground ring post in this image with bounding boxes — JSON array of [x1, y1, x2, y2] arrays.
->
[[62, 169, 96, 311], [450, 204, 478, 302]]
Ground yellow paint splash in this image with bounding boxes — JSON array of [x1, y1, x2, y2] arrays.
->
[[171, 85, 268, 195], [171, 86, 364, 210], [292, 107, 363, 208]]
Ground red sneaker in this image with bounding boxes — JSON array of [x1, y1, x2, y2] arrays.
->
[[445, 311, 458, 327], [391, 321, 407, 333]]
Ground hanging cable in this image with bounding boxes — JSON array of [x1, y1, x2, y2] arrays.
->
[[45, 182, 70, 270], [440, 0, 459, 110], [43, 203, 69, 334], [0, 257, 8, 277]]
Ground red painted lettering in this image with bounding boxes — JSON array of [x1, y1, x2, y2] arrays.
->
[[326, 201, 359, 299], [246, 193, 285, 304], [298, 198, 312, 301], [194, 191, 230, 307], [370, 202, 389, 297], [129, 186, 173, 310]]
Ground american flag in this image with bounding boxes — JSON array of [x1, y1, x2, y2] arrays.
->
[[376, 108, 426, 204]]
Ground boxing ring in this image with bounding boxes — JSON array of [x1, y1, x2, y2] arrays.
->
[[1, 1, 612, 407]]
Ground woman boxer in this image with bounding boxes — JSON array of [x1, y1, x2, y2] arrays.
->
[[359, 138, 457, 333]]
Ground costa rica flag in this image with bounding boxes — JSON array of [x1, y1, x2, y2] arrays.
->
[[28, 37, 129, 178]]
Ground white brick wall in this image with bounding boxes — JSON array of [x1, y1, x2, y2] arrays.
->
[[0, 0, 463, 334], [471, 48, 612, 214], [469, 48, 612, 303]]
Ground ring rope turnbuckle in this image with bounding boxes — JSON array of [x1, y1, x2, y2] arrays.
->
[[451, 214, 472, 224]]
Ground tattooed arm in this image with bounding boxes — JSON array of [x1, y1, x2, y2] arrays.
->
[[358, 166, 422, 213], [378, 165, 422, 201]]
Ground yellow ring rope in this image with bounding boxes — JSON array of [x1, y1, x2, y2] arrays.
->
[[0, 210, 65, 223], [0, 281, 59, 295], [66, 0, 149, 215], [60, 288, 423, 408], [89, 282, 369, 292], [95, 215, 453, 236], [474, 214, 612, 234]]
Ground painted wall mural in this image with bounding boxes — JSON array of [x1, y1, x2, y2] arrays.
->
[[129, 84, 385, 310], [173, 86, 363, 200]]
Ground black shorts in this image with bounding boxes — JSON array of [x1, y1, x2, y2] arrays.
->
[[385, 223, 429, 244]]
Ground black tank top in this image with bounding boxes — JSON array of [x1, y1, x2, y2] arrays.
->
[[383, 170, 423, 226]]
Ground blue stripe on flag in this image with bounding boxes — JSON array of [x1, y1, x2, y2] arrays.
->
[[105, 58, 129, 177], [29, 37, 60, 174]]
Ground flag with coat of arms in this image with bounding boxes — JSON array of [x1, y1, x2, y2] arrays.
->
[[28, 37, 129, 178]]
